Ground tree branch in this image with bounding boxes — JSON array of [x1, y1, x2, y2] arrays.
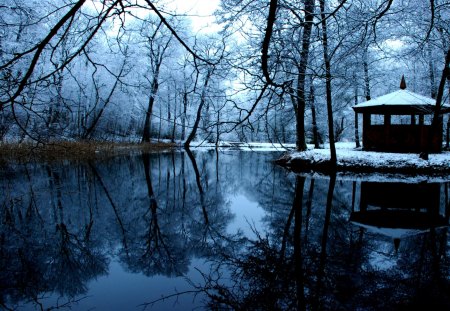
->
[[0, 0, 87, 107]]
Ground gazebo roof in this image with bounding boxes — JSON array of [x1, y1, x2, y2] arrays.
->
[[353, 89, 450, 114]]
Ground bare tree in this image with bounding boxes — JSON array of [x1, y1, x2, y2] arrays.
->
[[140, 19, 173, 143], [319, 0, 337, 167], [184, 37, 226, 148], [0, 0, 211, 142]]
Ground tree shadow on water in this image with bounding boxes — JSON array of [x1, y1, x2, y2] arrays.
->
[[145, 174, 450, 311]]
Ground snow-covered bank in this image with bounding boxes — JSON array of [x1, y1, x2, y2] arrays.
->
[[189, 140, 450, 178], [276, 142, 450, 177]]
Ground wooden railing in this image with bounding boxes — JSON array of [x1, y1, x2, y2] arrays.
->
[[362, 124, 442, 152]]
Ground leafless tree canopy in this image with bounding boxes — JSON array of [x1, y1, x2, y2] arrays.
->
[[0, 0, 448, 148]]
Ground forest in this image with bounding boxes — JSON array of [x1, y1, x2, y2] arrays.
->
[[2, 2, 450, 309], [0, 0, 449, 151]]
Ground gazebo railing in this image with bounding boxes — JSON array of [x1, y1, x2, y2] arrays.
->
[[363, 124, 442, 152]]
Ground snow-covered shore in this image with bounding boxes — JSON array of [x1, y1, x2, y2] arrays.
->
[[275, 142, 450, 177], [180, 140, 450, 178]]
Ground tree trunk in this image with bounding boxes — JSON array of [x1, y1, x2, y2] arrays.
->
[[215, 110, 220, 147], [261, 0, 312, 151], [310, 82, 320, 148], [363, 46, 371, 101], [295, 0, 314, 151], [354, 82, 361, 148], [167, 92, 171, 141], [83, 63, 124, 139], [184, 70, 212, 148], [428, 43, 437, 99], [447, 82, 450, 149], [171, 92, 176, 142], [141, 24, 172, 143], [319, 0, 337, 167], [422, 48, 450, 158], [142, 74, 159, 143], [158, 103, 162, 141], [181, 89, 188, 141]]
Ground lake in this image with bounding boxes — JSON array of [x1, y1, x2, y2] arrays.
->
[[1, 150, 449, 310]]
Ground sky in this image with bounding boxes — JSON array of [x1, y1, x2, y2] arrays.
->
[[90, 0, 222, 35], [166, 0, 221, 33]]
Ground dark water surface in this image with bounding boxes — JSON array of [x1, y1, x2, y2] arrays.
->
[[1, 150, 449, 310]]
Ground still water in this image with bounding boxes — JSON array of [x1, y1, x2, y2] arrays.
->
[[1, 150, 449, 310]]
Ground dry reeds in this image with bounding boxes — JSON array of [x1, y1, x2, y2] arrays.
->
[[0, 140, 179, 162]]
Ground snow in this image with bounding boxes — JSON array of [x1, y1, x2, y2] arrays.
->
[[188, 140, 450, 181], [287, 141, 450, 181], [353, 89, 437, 108], [290, 141, 449, 166]]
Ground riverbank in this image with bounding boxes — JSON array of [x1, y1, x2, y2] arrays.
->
[[0, 140, 296, 162], [3, 140, 450, 177], [275, 142, 450, 176], [0, 141, 178, 162]]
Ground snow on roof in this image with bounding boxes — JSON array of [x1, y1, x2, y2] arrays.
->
[[354, 89, 436, 108]]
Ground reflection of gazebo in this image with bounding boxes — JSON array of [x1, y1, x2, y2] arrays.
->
[[353, 77, 450, 153], [350, 181, 449, 246]]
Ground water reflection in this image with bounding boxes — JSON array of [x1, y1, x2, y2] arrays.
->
[[351, 182, 448, 238], [0, 151, 449, 310]]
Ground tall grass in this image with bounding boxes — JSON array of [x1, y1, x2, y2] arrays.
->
[[0, 141, 178, 162]]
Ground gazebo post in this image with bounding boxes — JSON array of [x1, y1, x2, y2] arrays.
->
[[446, 117, 450, 149], [354, 111, 360, 148], [419, 114, 425, 151], [362, 113, 370, 150], [384, 114, 390, 149]]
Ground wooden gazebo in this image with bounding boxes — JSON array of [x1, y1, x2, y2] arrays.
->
[[353, 77, 450, 153]]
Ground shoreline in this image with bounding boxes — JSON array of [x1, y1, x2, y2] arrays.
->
[[2, 141, 450, 179], [275, 143, 450, 177], [0, 141, 179, 162], [275, 154, 450, 176]]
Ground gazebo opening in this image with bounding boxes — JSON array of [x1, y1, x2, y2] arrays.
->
[[353, 76, 450, 153]]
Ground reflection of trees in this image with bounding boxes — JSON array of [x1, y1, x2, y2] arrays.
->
[[184, 149, 236, 257], [2, 153, 450, 310], [170, 175, 311, 310], [0, 163, 108, 309], [49, 222, 108, 297], [118, 153, 190, 277], [175, 174, 450, 310], [116, 150, 235, 278], [89, 161, 129, 251], [186, 148, 209, 225]]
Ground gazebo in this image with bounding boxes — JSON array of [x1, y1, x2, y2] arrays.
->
[[353, 77, 450, 153]]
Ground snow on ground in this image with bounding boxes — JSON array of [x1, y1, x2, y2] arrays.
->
[[191, 140, 450, 182], [286, 141, 450, 182], [290, 141, 450, 169], [192, 140, 450, 170]]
